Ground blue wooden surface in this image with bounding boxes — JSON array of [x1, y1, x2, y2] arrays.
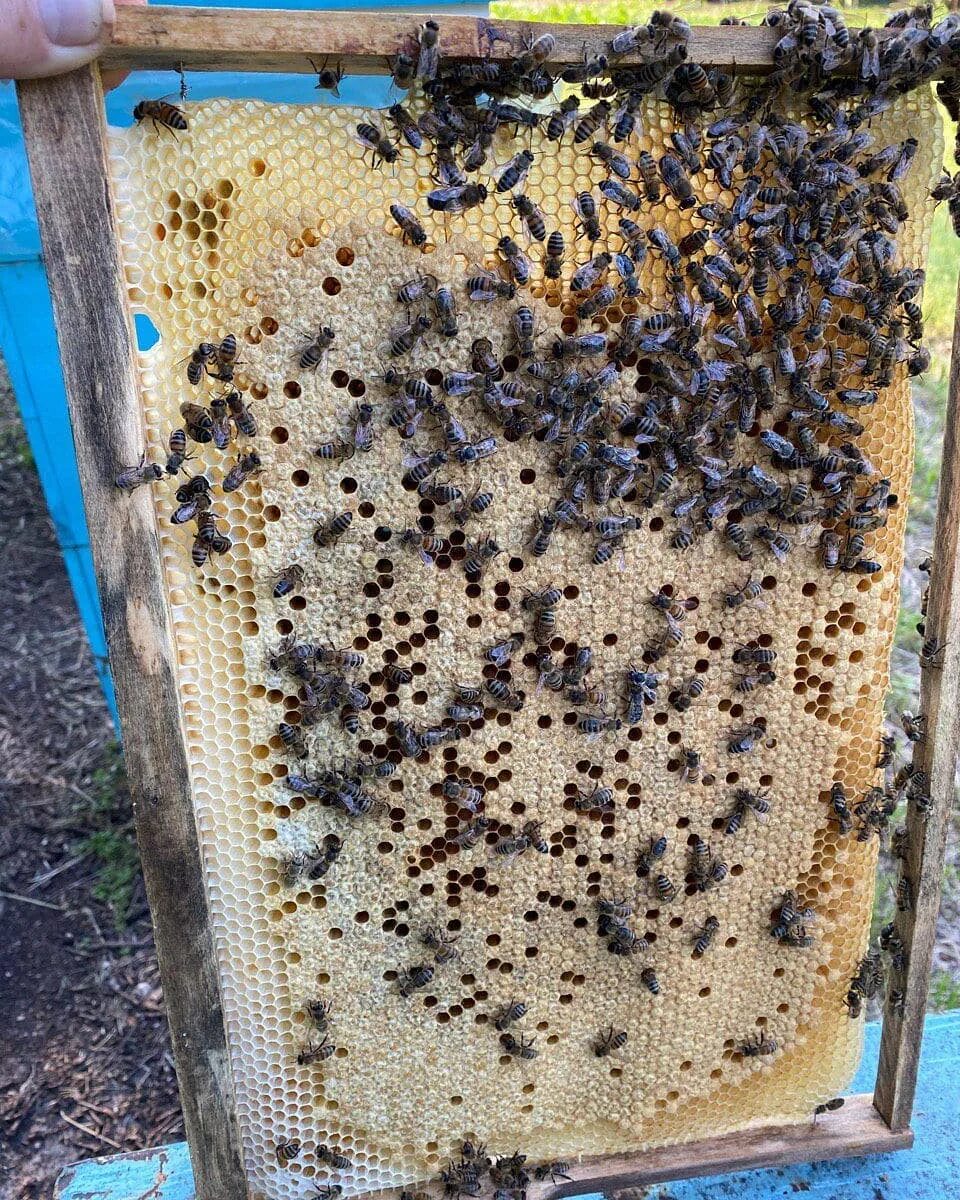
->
[[54, 1013, 960, 1200], [0, 1, 485, 719]]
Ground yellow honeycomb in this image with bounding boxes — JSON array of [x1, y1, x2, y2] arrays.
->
[[108, 86, 940, 1200]]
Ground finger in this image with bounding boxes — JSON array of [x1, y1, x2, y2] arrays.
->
[[0, 0, 115, 80]]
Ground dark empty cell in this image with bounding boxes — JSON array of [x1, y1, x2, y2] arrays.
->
[[410, 632, 425, 648], [276, 619, 293, 635], [331, 370, 349, 388], [353, 636, 369, 651], [340, 477, 358, 496], [335, 246, 355, 266], [363, 582, 381, 599], [270, 426, 290, 444], [466, 583, 482, 600], [508, 558, 524, 573], [347, 379, 366, 398], [260, 315, 279, 334], [323, 276, 342, 295], [374, 526, 392, 543], [358, 502, 375, 519], [291, 469, 310, 486], [424, 367, 443, 386]]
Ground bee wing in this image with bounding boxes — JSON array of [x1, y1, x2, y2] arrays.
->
[[427, 186, 465, 212]]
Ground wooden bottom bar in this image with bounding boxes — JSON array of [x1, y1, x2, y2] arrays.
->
[[363, 1096, 911, 1200]]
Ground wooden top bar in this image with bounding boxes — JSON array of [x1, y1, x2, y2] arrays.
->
[[101, 6, 784, 74]]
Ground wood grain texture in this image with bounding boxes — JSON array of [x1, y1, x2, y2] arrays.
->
[[874, 274, 960, 1131], [353, 1094, 910, 1200], [101, 6, 786, 74], [15, 66, 248, 1200]]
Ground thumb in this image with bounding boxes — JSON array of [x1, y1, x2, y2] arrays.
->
[[0, 0, 115, 80]]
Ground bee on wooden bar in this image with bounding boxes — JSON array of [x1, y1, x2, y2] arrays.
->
[[115, 455, 163, 492]]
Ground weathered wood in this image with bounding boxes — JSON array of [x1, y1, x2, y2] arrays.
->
[[102, 6, 786, 74], [874, 274, 960, 1131], [15, 66, 247, 1200], [355, 1094, 910, 1200]]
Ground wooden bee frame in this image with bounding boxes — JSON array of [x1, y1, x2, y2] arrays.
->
[[14, 9, 959, 1199]]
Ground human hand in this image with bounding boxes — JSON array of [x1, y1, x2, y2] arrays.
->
[[0, 0, 143, 82]]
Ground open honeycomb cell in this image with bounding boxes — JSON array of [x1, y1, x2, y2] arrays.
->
[[108, 87, 940, 1200]]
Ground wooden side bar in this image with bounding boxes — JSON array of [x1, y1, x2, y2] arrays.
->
[[874, 275, 960, 1131], [16, 65, 248, 1200]]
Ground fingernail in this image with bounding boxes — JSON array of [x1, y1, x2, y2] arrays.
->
[[39, 0, 114, 47]]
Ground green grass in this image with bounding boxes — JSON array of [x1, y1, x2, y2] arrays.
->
[[929, 969, 960, 1011], [77, 743, 140, 931]]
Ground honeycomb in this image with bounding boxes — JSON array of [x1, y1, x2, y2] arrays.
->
[[107, 83, 941, 1200]]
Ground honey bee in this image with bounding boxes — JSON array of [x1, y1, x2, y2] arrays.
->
[[276, 1139, 302, 1166], [497, 236, 532, 286], [900, 711, 926, 744], [495, 150, 535, 194], [133, 97, 188, 135], [500, 1032, 538, 1059], [222, 451, 262, 493], [740, 1033, 777, 1058], [573, 192, 602, 243], [314, 1188, 344, 1200], [422, 925, 461, 965], [723, 577, 763, 609], [513, 194, 546, 242], [317, 1146, 353, 1170], [428, 183, 489, 215], [306, 997, 333, 1030], [416, 19, 441, 80], [692, 915, 720, 956], [398, 962, 435, 997], [387, 314, 432, 357], [493, 999, 528, 1030], [299, 326, 336, 370], [277, 720, 307, 758], [486, 634, 524, 668], [390, 204, 427, 247], [679, 746, 702, 784], [594, 1027, 628, 1056], [297, 1036, 335, 1064], [164, 428, 192, 476], [356, 122, 399, 166], [115, 455, 163, 492], [313, 510, 354, 547], [640, 967, 660, 995], [544, 230, 565, 280], [727, 720, 765, 755], [225, 390, 257, 437]]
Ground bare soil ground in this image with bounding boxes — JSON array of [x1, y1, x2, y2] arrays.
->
[[0, 363, 182, 1200]]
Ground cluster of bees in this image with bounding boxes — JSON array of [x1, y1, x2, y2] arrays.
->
[[110, 2, 960, 1191], [115, 329, 261, 566]]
